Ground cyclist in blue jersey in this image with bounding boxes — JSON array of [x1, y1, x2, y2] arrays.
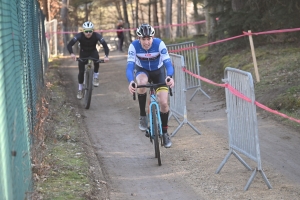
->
[[67, 21, 110, 99], [126, 24, 174, 148]]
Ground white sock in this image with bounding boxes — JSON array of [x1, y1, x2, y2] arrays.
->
[[79, 84, 83, 90], [94, 72, 99, 78]]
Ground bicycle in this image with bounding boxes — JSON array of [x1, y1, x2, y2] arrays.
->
[[132, 80, 172, 166], [76, 57, 104, 109]]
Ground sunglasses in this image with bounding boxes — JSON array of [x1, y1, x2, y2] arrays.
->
[[84, 30, 93, 33]]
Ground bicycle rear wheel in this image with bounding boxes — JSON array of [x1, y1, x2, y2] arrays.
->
[[84, 65, 93, 109], [151, 104, 161, 166]]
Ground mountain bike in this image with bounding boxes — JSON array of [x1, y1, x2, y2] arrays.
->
[[76, 57, 104, 109], [132, 80, 172, 166]]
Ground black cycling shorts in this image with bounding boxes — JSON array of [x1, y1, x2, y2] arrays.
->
[[135, 66, 167, 91]]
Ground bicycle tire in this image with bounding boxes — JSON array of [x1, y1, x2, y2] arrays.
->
[[84, 64, 93, 109], [152, 104, 161, 166]]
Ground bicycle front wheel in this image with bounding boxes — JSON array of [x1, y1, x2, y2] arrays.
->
[[84, 65, 93, 109], [151, 104, 161, 166]]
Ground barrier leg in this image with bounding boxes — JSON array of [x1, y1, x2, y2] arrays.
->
[[216, 149, 232, 173]]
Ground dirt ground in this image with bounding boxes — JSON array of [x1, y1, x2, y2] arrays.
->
[[59, 50, 300, 200]]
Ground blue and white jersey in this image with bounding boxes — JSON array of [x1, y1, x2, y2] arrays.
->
[[126, 38, 174, 82]]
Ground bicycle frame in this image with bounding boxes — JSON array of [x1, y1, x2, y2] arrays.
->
[[76, 57, 104, 109], [132, 81, 172, 166], [148, 89, 163, 140]]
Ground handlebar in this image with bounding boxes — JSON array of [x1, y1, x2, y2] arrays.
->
[[76, 57, 105, 63], [132, 78, 173, 100]]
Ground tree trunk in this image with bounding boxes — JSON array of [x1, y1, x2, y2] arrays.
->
[[40, 0, 49, 21], [122, 0, 132, 44], [61, 0, 69, 55], [193, 0, 201, 33], [159, 0, 165, 37], [204, 0, 213, 42], [47, 0, 51, 21], [153, 0, 160, 37], [114, 1, 123, 20], [135, 0, 139, 28], [165, 0, 172, 39], [85, 2, 88, 21], [232, 0, 245, 12], [176, 0, 182, 37], [148, 0, 151, 24], [183, 0, 187, 37]]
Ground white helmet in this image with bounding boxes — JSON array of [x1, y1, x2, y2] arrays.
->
[[82, 21, 94, 29], [136, 24, 155, 37]]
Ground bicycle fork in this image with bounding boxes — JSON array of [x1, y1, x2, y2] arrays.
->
[[148, 102, 163, 141]]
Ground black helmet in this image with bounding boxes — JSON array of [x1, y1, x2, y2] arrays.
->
[[136, 24, 155, 37]]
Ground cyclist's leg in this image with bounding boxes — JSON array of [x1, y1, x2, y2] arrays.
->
[[77, 62, 85, 99], [91, 50, 100, 73], [149, 67, 172, 147], [149, 67, 169, 112], [90, 50, 100, 86], [135, 67, 149, 131], [78, 51, 89, 85]]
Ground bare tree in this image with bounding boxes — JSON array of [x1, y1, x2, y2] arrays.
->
[[232, 0, 245, 11], [135, 0, 139, 28], [176, 0, 181, 37], [165, 0, 172, 38], [192, 0, 202, 33], [153, 0, 160, 37], [60, 0, 69, 55], [114, 1, 123, 20], [183, 0, 187, 37], [159, 0, 165, 37], [122, 0, 132, 44]]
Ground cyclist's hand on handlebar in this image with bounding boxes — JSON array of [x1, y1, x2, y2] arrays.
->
[[70, 53, 76, 61], [128, 81, 136, 94], [165, 76, 174, 88], [104, 56, 109, 63]]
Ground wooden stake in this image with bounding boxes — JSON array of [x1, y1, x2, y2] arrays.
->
[[248, 30, 260, 82]]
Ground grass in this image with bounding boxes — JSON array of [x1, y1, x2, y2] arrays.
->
[[32, 58, 95, 199]]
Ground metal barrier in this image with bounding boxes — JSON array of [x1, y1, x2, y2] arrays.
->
[[216, 67, 272, 191], [167, 41, 210, 101], [45, 19, 58, 57], [169, 53, 200, 137]]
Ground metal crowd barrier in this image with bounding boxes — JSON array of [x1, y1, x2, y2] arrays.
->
[[167, 41, 210, 101], [169, 53, 200, 137], [216, 67, 272, 191]]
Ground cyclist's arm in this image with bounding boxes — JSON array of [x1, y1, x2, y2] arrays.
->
[[126, 44, 137, 82], [159, 41, 174, 76], [96, 33, 109, 57], [126, 61, 135, 82], [67, 33, 81, 54]]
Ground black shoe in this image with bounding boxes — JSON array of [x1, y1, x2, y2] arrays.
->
[[145, 129, 150, 138], [163, 133, 172, 148]]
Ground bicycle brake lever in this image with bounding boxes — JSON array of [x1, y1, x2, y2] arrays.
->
[[166, 78, 173, 97]]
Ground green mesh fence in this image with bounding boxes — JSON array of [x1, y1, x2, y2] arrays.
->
[[0, 0, 47, 199]]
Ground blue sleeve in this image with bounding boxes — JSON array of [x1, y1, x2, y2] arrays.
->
[[163, 58, 174, 76], [126, 61, 135, 82]]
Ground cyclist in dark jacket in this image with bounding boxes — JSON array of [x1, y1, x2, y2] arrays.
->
[[116, 20, 124, 52], [67, 21, 110, 99]]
